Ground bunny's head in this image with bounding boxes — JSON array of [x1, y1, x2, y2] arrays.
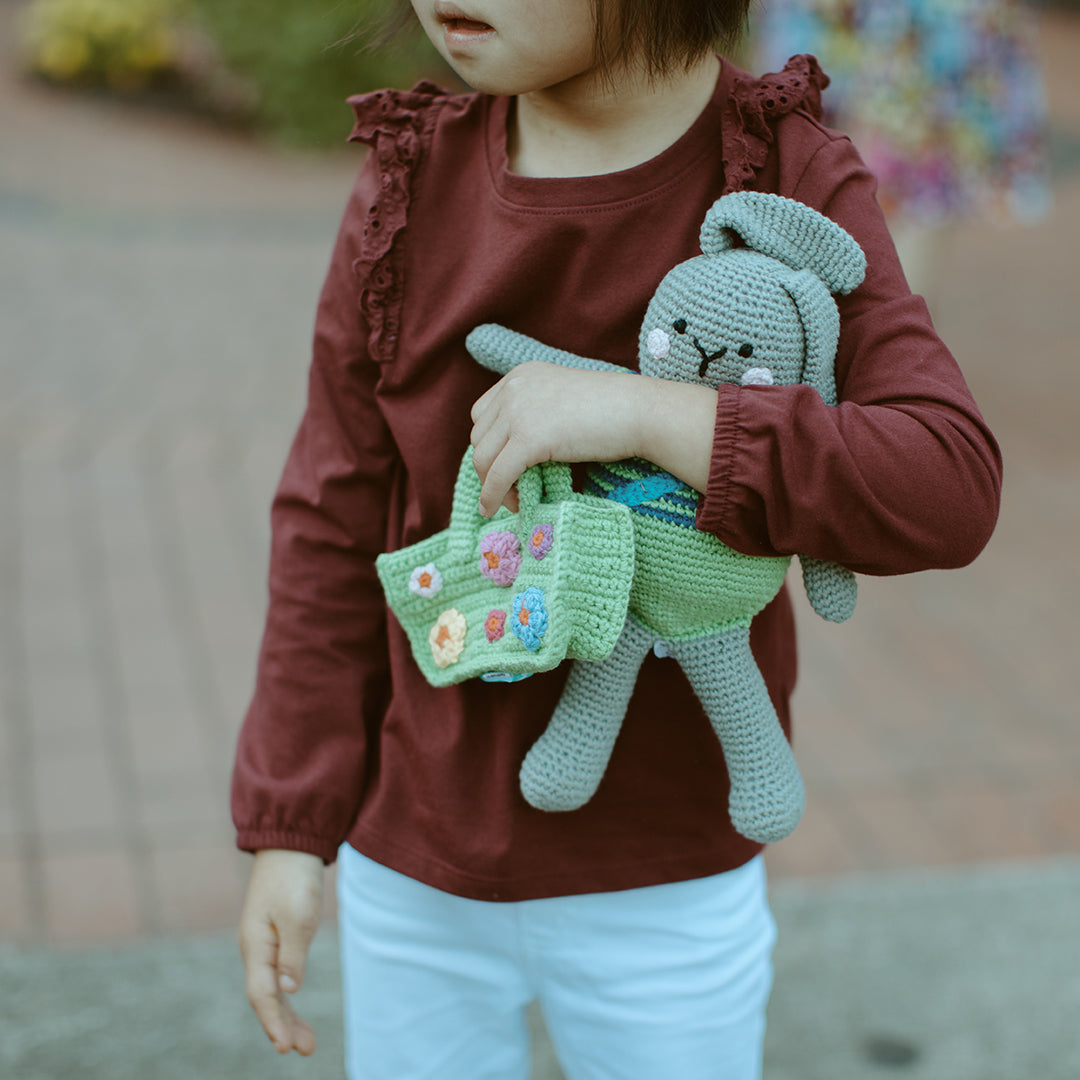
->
[[638, 192, 866, 406]]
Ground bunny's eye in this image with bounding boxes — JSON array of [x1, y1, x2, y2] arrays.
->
[[672, 319, 688, 334], [739, 343, 754, 358]]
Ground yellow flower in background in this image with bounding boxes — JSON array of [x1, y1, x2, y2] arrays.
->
[[36, 33, 90, 80], [19, 0, 187, 87], [127, 26, 172, 71]]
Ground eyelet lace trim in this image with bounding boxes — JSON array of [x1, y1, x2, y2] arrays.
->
[[347, 81, 447, 364], [722, 55, 829, 195]]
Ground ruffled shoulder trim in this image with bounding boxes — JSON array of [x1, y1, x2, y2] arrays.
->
[[346, 81, 450, 363], [721, 55, 830, 195], [346, 79, 449, 145]]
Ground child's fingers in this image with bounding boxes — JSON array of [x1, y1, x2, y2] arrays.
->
[[470, 420, 505, 481], [473, 434, 529, 517], [239, 929, 293, 1051], [273, 905, 319, 995], [469, 391, 503, 467], [279, 997, 318, 1057], [483, 459, 527, 517], [470, 381, 500, 425], [254, 987, 316, 1056], [470, 423, 510, 513], [242, 955, 316, 1055]]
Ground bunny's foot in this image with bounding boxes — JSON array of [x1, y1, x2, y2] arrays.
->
[[520, 614, 654, 811], [670, 626, 805, 843]]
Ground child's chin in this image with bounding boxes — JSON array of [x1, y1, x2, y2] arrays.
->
[[448, 68, 519, 96], [438, 54, 540, 97]]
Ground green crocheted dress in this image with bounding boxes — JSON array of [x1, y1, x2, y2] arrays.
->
[[585, 459, 789, 638]]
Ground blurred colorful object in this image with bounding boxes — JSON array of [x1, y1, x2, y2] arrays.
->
[[19, 0, 189, 91], [752, 0, 1051, 223]]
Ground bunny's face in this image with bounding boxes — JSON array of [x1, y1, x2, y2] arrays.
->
[[638, 249, 813, 392]]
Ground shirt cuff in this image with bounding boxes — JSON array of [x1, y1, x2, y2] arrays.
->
[[695, 382, 742, 539], [234, 829, 342, 866]]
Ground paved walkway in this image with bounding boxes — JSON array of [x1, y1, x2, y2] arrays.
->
[[1, 1, 1079, 1076]]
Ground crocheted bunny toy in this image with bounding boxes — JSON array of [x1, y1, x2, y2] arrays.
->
[[466, 191, 864, 843]]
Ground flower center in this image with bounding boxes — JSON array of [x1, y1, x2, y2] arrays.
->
[[418, 572, 432, 588], [436, 625, 451, 647], [518, 607, 531, 626], [484, 552, 501, 569]]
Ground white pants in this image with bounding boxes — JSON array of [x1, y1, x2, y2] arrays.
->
[[337, 844, 776, 1080]]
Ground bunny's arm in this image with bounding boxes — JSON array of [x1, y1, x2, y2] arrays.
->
[[799, 555, 857, 623], [466, 324, 630, 377]]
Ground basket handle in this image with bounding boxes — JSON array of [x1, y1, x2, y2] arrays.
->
[[448, 450, 574, 554], [516, 459, 574, 531]]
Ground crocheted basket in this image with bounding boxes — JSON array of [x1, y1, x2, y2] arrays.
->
[[376, 449, 635, 687]]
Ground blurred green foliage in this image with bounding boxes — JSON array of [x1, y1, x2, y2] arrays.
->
[[187, 0, 452, 146], [20, 0, 190, 91], [19, 0, 453, 147]]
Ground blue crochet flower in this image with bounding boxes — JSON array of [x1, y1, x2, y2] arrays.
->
[[511, 586, 548, 652]]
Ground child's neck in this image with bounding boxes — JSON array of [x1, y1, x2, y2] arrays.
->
[[507, 54, 721, 179]]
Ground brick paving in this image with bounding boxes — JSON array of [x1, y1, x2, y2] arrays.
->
[[1, 1, 1078, 946]]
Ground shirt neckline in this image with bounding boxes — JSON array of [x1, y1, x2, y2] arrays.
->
[[485, 60, 732, 210]]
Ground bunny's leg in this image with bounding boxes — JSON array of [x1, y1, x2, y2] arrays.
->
[[521, 614, 655, 811], [669, 627, 804, 843]]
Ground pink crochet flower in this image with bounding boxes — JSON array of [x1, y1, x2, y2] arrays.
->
[[528, 523, 554, 560], [479, 531, 522, 587], [484, 609, 507, 643]]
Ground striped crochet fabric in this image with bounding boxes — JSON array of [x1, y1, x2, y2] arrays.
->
[[584, 459, 697, 527], [466, 192, 864, 842]]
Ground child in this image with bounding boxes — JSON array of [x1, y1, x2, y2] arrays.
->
[[233, 1, 1002, 1077]]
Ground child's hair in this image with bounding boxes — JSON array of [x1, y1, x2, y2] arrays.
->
[[375, 0, 751, 75]]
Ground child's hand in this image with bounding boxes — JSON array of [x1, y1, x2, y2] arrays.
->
[[238, 849, 324, 1056], [470, 361, 644, 516], [470, 360, 718, 515]]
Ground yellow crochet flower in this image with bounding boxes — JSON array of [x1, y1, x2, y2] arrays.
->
[[429, 608, 467, 669]]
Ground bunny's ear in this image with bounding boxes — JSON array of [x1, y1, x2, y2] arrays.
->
[[779, 269, 841, 405], [700, 192, 866, 296]]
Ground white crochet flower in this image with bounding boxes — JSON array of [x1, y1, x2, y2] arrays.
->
[[408, 563, 443, 598]]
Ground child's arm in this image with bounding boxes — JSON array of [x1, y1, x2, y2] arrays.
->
[[473, 141, 1001, 573], [691, 136, 1002, 575], [469, 360, 717, 517], [233, 163, 394, 861], [232, 161, 397, 1047]]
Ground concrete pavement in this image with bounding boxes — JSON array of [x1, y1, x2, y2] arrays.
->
[[4, 859, 1080, 1079], [2, 0, 1079, 1075]]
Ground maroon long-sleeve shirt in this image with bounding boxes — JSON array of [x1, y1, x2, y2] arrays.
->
[[231, 59, 1001, 899]]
